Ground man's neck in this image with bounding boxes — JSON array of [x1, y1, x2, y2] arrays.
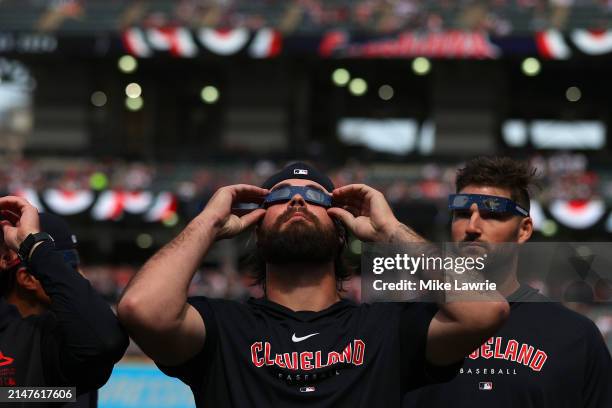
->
[[490, 255, 520, 298], [6, 293, 46, 317], [265, 261, 340, 312], [496, 273, 520, 298]]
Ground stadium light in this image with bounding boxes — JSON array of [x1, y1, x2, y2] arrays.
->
[[412, 57, 431, 75], [521, 58, 541, 76], [125, 96, 143, 111], [201, 86, 219, 104], [566, 86, 581, 102], [378, 85, 394, 101], [163, 213, 179, 227], [90, 91, 107, 107], [332, 68, 350, 86], [348, 78, 367, 96], [125, 83, 142, 99], [541, 220, 558, 237], [136, 233, 153, 249], [89, 172, 108, 190], [118, 55, 138, 73]]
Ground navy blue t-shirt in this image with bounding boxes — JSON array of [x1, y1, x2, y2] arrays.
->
[[403, 285, 612, 408], [158, 297, 461, 408]]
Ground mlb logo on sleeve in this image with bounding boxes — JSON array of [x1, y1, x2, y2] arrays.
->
[[479, 382, 493, 391]]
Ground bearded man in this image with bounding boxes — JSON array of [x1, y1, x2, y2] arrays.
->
[[118, 162, 509, 408]]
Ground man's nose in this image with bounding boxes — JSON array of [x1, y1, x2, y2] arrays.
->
[[465, 203, 482, 235], [288, 193, 307, 207]]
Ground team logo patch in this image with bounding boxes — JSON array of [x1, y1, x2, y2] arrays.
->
[[0, 351, 14, 367], [479, 382, 493, 391], [0, 351, 16, 386], [294, 169, 308, 175]]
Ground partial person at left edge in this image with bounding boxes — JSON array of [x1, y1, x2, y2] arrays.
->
[[0, 196, 129, 406]]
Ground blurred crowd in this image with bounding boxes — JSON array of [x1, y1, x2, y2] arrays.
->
[[6, 0, 612, 35], [158, 0, 610, 35], [91, 0, 612, 35], [1, 153, 611, 204]]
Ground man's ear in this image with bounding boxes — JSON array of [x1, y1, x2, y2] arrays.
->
[[15, 267, 39, 291], [517, 217, 533, 243]]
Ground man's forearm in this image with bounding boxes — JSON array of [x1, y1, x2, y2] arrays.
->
[[386, 222, 427, 244], [385, 222, 509, 363], [385, 222, 508, 303], [29, 242, 129, 387], [119, 213, 218, 329]]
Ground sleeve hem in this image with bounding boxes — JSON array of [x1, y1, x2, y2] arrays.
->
[[155, 296, 218, 388], [424, 358, 463, 383]]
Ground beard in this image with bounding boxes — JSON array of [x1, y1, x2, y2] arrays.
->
[[257, 207, 340, 265], [452, 241, 517, 281]]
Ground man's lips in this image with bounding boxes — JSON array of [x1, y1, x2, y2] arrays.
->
[[281, 209, 314, 224], [286, 213, 309, 222], [462, 241, 487, 247], [459, 241, 490, 252]]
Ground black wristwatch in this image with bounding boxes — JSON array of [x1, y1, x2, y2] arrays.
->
[[18, 232, 55, 263]]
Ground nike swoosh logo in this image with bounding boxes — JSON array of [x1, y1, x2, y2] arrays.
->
[[292, 333, 319, 343]]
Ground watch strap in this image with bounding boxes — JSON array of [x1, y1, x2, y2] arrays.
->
[[18, 232, 55, 263]]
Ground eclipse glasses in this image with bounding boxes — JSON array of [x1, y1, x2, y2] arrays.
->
[[448, 193, 529, 217], [263, 186, 332, 208]]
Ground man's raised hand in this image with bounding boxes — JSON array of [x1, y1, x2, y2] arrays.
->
[[0, 196, 40, 251], [327, 184, 400, 242], [201, 184, 268, 240]]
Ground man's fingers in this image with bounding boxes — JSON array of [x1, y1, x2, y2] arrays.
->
[[0, 196, 31, 214], [0, 220, 12, 234], [332, 184, 376, 207], [231, 185, 269, 201], [333, 184, 374, 197], [0, 196, 40, 240], [240, 208, 266, 229], [205, 185, 268, 217], [0, 196, 39, 220], [327, 207, 356, 231], [231, 184, 268, 193], [335, 196, 364, 208], [343, 205, 360, 217], [0, 221, 17, 250], [0, 210, 19, 225]]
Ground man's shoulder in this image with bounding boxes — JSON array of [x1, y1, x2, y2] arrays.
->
[[0, 310, 55, 352], [549, 304, 603, 335], [186, 296, 280, 319], [369, 301, 438, 324], [4, 311, 54, 330], [370, 300, 437, 312], [514, 301, 601, 338], [186, 295, 245, 312], [185, 297, 433, 322]]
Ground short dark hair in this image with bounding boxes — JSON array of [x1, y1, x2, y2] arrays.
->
[[455, 156, 538, 211]]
